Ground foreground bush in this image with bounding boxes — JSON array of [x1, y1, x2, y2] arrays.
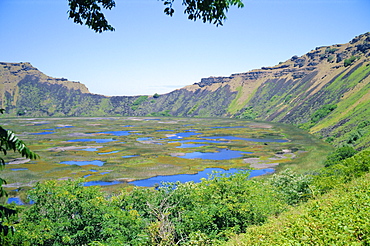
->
[[3, 172, 287, 245], [324, 146, 357, 167], [225, 149, 370, 245], [118, 171, 287, 245], [226, 172, 370, 245], [267, 168, 313, 206], [312, 149, 370, 194], [4, 179, 148, 246]]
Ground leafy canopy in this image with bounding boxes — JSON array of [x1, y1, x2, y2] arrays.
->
[[67, 0, 244, 32], [12, 179, 147, 246], [68, 0, 116, 32]]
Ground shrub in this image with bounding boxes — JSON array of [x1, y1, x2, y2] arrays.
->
[[10, 179, 148, 246], [346, 130, 363, 145], [119, 171, 286, 244], [226, 150, 370, 246], [325, 136, 334, 143], [324, 146, 357, 167], [228, 173, 370, 245], [313, 149, 370, 194], [344, 56, 358, 67], [358, 120, 370, 129], [310, 104, 337, 123], [238, 107, 258, 120], [268, 169, 313, 205], [284, 95, 292, 103], [132, 96, 148, 106], [325, 47, 338, 54], [153, 93, 160, 98]]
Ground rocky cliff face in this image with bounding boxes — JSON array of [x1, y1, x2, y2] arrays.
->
[[1, 33, 370, 149], [0, 62, 90, 114]]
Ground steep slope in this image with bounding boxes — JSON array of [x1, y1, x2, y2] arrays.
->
[[0, 62, 89, 99], [1, 33, 369, 149], [0, 62, 93, 116], [0, 62, 140, 117], [153, 32, 370, 149], [142, 32, 370, 149]]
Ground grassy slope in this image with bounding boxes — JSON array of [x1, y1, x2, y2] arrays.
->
[[227, 75, 265, 115], [311, 63, 370, 150], [226, 150, 370, 245], [231, 35, 370, 150]]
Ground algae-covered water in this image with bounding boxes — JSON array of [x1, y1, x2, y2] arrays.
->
[[1, 117, 333, 193]]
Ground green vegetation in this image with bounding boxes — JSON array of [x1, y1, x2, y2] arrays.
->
[[226, 149, 370, 246], [299, 104, 337, 130], [268, 168, 312, 205], [132, 96, 148, 106], [131, 96, 148, 111], [238, 106, 258, 120], [324, 146, 357, 167], [344, 56, 358, 67], [311, 104, 337, 123], [153, 93, 160, 98], [2, 171, 285, 245], [187, 103, 199, 115], [146, 110, 171, 117], [273, 122, 334, 173], [121, 171, 286, 245], [311, 64, 370, 149], [2, 145, 369, 245], [325, 47, 338, 54], [312, 149, 370, 194], [227, 86, 245, 115], [3, 179, 147, 245], [283, 94, 292, 103]]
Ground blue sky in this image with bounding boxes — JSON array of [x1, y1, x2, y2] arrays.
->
[[1, 0, 369, 96]]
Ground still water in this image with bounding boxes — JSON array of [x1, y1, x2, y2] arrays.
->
[[129, 168, 274, 187]]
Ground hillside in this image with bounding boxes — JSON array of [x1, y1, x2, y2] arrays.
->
[[1, 33, 369, 149], [225, 150, 370, 245], [0, 62, 89, 102]]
